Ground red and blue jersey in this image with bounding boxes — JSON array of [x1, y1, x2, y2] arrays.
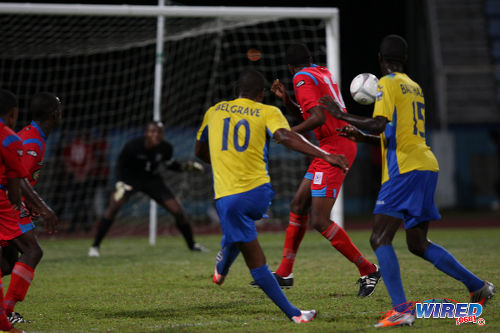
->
[[293, 64, 356, 158], [0, 118, 28, 189], [18, 121, 46, 186]]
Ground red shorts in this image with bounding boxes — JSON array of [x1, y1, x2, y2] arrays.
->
[[305, 142, 356, 198], [0, 191, 34, 242]]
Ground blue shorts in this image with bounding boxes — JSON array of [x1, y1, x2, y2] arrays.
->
[[373, 170, 441, 229], [215, 183, 274, 248]]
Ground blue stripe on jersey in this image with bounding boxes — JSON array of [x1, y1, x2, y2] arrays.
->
[[23, 138, 44, 153], [294, 71, 319, 86], [304, 172, 313, 180], [0, 184, 6, 191], [386, 106, 400, 178], [2, 134, 20, 148], [264, 128, 272, 175], [31, 121, 47, 142], [199, 125, 208, 142], [387, 73, 396, 78]]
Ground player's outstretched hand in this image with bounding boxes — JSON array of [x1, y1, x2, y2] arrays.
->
[[40, 206, 58, 234], [324, 154, 349, 174], [271, 79, 288, 102], [183, 161, 204, 172], [337, 125, 363, 142], [319, 95, 344, 119]]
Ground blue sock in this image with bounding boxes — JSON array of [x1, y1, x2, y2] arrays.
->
[[375, 245, 410, 313], [250, 264, 301, 318], [423, 243, 484, 292], [216, 244, 240, 276]]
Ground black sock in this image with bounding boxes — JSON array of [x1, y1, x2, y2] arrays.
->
[[176, 223, 195, 249], [92, 217, 114, 247]]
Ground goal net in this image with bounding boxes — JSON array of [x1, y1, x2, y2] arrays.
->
[[0, 5, 339, 237]]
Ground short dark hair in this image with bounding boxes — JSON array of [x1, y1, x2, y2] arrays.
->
[[236, 69, 266, 98], [379, 34, 408, 64], [30, 92, 60, 121], [286, 43, 312, 67], [0, 89, 18, 116], [147, 120, 164, 129]]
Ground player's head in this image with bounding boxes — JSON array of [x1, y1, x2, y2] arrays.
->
[[0, 89, 19, 129], [379, 34, 407, 74], [286, 43, 313, 74], [145, 120, 164, 148], [30, 92, 62, 128], [236, 69, 266, 102]]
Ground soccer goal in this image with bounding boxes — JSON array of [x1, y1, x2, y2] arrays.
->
[[0, 2, 343, 243]]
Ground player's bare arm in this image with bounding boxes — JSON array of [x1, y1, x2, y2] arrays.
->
[[6, 178, 22, 209], [273, 128, 348, 173], [319, 95, 388, 134], [195, 140, 211, 164], [290, 106, 325, 134], [20, 179, 58, 234], [165, 159, 204, 172], [337, 125, 380, 145], [271, 79, 302, 120]]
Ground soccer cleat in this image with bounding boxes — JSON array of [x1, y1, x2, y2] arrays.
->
[[191, 243, 210, 253], [250, 272, 294, 289], [212, 267, 225, 286], [374, 310, 415, 328], [357, 264, 381, 297], [470, 281, 495, 305], [291, 310, 317, 323], [88, 246, 100, 257], [7, 312, 30, 324]]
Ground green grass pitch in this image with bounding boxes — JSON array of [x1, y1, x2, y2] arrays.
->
[[9, 227, 500, 332]]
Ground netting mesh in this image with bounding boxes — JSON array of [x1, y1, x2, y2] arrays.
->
[[0, 13, 329, 235]]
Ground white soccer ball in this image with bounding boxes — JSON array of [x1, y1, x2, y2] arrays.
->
[[350, 73, 379, 105]]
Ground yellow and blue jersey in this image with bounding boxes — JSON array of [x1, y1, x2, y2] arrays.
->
[[373, 72, 439, 184], [197, 97, 290, 199]]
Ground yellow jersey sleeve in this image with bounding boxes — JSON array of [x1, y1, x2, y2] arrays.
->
[[196, 107, 212, 142], [373, 76, 394, 121], [265, 106, 291, 134]]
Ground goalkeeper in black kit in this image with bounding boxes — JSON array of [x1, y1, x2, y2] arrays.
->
[[89, 121, 208, 257]]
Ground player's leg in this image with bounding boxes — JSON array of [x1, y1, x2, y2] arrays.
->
[[238, 237, 317, 322], [149, 178, 207, 252], [370, 213, 413, 312], [89, 181, 133, 255], [0, 256, 16, 332], [274, 177, 311, 280], [1, 244, 18, 276], [311, 195, 378, 276], [406, 221, 494, 304], [4, 230, 42, 316]]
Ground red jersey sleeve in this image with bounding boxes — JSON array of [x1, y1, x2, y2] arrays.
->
[[2, 135, 28, 179], [293, 74, 322, 114]]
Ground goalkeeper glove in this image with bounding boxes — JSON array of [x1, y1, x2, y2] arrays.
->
[[114, 181, 133, 201], [182, 161, 204, 172]]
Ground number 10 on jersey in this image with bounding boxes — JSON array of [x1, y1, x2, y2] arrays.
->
[[221, 117, 250, 152]]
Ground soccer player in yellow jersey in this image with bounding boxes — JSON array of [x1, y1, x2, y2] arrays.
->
[[195, 69, 349, 323], [320, 35, 495, 327]]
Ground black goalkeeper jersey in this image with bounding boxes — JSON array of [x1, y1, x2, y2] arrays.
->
[[116, 136, 173, 181]]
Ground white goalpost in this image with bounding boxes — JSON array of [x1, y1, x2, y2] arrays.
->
[[0, 3, 343, 244]]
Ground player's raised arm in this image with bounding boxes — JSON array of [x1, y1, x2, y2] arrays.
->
[[271, 79, 302, 120], [337, 125, 381, 145], [273, 128, 349, 173]]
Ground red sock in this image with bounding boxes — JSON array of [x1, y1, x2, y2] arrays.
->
[[275, 212, 308, 277], [0, 273, 12, 331], [321, 221, 376, 276], [5, 262, 35, 314]]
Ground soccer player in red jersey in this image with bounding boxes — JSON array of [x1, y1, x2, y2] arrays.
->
[[0, 89, 29, 333], [1, 92, 61, 324], [265, 44, 381, 296]]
